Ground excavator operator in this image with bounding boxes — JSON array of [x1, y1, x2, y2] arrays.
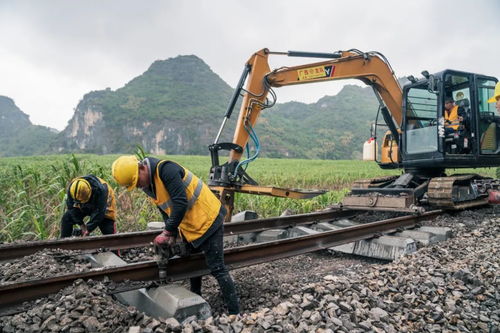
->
[[444, 96, 463, 133], [443, 96, 470, 154]]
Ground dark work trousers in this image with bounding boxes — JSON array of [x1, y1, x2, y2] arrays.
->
[[189, 225, 240, 314], [60, 209, 116, 238]]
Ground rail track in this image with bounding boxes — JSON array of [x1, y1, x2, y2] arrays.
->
[[0, 208, 356, 261], [0, 209, 444, 310]]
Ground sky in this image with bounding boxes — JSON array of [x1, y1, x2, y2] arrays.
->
[[0, 0, 499, 131]]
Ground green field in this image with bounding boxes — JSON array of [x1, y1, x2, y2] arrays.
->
[[0, 154, 496, 242]]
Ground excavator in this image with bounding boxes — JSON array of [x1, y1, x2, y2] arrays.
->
[[207, 48, 500, 218]]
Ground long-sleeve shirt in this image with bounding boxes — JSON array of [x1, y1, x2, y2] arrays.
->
[[141, 158, 188, 235]]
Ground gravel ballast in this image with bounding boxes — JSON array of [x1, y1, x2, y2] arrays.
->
[[0, 209, 498, 332]]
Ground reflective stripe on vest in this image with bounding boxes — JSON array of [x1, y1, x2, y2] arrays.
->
[[157, 171, 203, 211]]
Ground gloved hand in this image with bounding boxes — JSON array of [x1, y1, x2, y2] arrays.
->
[[81, 224, 89, 237], [154, 230, 176, 247]]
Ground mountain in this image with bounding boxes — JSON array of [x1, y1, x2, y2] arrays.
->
[[53, 55, 237, 155], [0, 96, 58, 157]]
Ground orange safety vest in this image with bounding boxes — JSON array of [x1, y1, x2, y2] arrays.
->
[[444, 105, 460, 130], [150, 161, 221, 242], [97, 177, 117, 221]]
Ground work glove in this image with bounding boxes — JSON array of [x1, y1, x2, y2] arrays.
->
[[154, 230, 176, 247], [81, 223, 89, 237]]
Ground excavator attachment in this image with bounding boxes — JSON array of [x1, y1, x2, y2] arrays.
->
[[211, 185, 326, 221]]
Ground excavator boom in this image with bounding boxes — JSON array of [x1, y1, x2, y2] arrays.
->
[[229, 49, 402, 162]]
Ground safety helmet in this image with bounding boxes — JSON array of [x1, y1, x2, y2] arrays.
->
[[488, 82, 500, 103], [69, 178, 92, 203], [112, 155, 139, 191]]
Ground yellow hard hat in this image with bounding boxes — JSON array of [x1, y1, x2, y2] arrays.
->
[[488, 82, 500, 103], [69, 178, 92, 203], [112, 155, 139, 191]]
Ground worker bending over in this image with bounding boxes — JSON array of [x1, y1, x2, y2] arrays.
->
[[112, 155, 240, 315], [61, 175, 117, 238]]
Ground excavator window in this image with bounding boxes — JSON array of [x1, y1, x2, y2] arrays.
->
[[405, 85, 438, 154], [442, 74, 471, 155], [478, 79, 499, 154]]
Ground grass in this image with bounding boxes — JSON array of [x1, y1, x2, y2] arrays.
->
[[0, 154, 496, 242]]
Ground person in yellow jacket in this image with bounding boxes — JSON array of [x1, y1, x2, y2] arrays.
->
[[488, 82, 500, 113], [61, 175, 117, 238], [112, 155, 240, 315], [443, 96, 466, 137]]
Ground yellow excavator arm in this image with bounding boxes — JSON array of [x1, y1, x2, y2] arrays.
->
[[229, 48, 403, 162]]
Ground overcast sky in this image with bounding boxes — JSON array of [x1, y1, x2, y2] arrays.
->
[[1, 0, 499, 131]]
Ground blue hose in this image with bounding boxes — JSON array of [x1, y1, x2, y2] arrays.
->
[[235, 123, 260, 177]]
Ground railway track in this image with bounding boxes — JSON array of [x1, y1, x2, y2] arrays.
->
[[0, 208, 356, 261], [0, 210, 443, 310]]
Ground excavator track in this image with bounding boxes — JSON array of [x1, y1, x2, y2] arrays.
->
[[427, 174, 489, 209]]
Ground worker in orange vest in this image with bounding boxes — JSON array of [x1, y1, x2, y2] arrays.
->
[[444, 96, 464, 135]]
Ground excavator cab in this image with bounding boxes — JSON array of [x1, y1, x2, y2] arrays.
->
[[402, 70, 500, 170]]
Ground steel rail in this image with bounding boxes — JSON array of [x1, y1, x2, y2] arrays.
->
[[0, 209, 356, 261], [0, 210, 442, 309]]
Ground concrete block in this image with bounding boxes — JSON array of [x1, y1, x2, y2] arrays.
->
[[395, 230, 438, 246], [86, 252, 127, 268], [148, 285, 211, 321], [231, 211, 259, 243], [331, 219, 358, 228], [318, 223, 416, 260], [256, 229, 289, 243], [231, 210, 258, 222], [329, 241, 356, 255], [223, 234, 238, 245], [87, 252, 211, 321], [289, 226, 319, 237], [147, 222, 165, 230], [280, 209, 295, 216], [416, 226, 452, 242], [312, 223, 356, 254], [237, 232, 257, 243], [353, 236, 417, 260], [313, 222, 338, 232]]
